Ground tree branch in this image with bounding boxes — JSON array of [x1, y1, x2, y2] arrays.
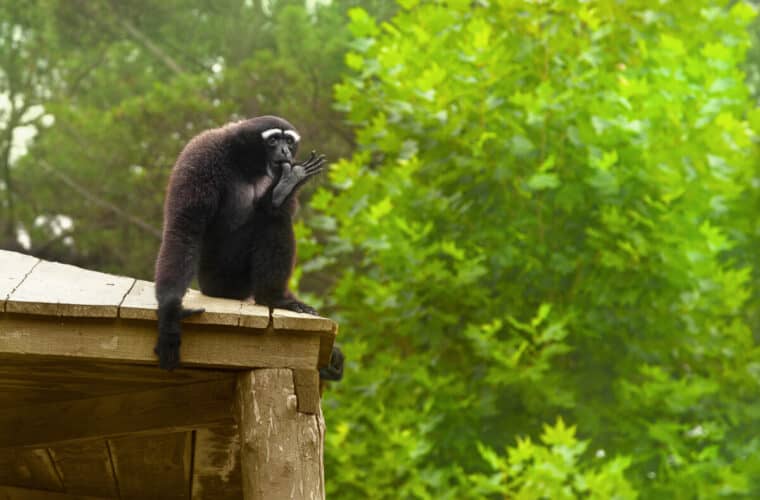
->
[[117, 18, 186, 76], [37, 160, 162, 239]]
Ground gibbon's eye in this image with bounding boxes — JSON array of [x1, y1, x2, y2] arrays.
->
[[285, 135, 295, 146], [267, 137, 278, 147]]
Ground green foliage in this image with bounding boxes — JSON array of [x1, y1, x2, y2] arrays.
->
[[305, 0, 760, 497], [9, 0, 389, 276], [471, 418, 636, 499], [5, 0, 760, 497]]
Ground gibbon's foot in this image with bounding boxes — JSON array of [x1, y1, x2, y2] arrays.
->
[[264, 296, 318, 316], [319, 346, 344, 382], [154, 307, 205, 371], [283, 300, 319, 316]]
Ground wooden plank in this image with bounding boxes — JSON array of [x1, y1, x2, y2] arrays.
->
[[0, 485, 109, 500], [0, 316, 321, 370], [271, 310, 337, 370], [0, 355, 231, 408], [0, 379, 235, 450], [271, 308, 335, 332], [109, 431, 192, 500], [0, 251, 40, 311], [5, 260, 134, 318], [48, 441, 118, 498], [191, 425, 243, 500], [293, 369, 320, 415], [0, 448, 62, 491], [120, 280, 270, 329], [235, 369, 325, 500], [239, 301, 270, 329]]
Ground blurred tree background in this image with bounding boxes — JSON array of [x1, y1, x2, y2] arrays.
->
[[2, 0, 760, 498]]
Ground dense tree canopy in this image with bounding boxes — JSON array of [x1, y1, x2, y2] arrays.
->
[[305, 0, 760, 497], [2, 0, 760, 498]]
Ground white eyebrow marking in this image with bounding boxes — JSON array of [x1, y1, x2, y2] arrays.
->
[[284, 130, 300, 143], [261, 128, 282, 140]]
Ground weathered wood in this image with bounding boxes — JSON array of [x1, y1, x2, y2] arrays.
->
[[0, 316, 321, 370], [0, 379, 235, 449], [0, 250, 39, 311], [120, 280, 270, 329], [235, 369, 325, 500], [271, 309, 337, 369], [48, 441, 118, 498], [5, 260, 134, 318], [191, 425, 243, 500], [293, 369, 321, 414], [0, 485, 109, 500], [0, 448, 62, 491], [109, 431, 192, 500], [0, 354, 231, 408], [272, 308, 335, 332]]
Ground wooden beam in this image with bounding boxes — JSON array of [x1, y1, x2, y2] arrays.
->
[[0, 486, 109, 500], [235, 369, 325, 500], [0, 379, 235, 449], [48, 441, 118, 498], [0, 315, 321, 370], [0, 449, 62, 491], [191, 425, 243, 500], [293, 369, 320, 414], [109, 431, 192, 500]]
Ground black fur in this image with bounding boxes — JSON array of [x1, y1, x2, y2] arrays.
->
[[154, 115, 340, 373]]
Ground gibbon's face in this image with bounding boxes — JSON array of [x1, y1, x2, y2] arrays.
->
[[261, 127, 300, 180]]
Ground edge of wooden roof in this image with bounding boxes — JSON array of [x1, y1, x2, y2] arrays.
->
[[0, 249, 336, 333]]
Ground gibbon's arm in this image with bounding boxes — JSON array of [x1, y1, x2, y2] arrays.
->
[[271, 151, 326, 209], [154, 168, 220, 370]]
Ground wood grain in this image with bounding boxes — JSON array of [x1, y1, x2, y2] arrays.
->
[[271, 308, 335, 332], [0, 251, 39, 312], [235, 369, 325, 500], [0, 316, 321, 370], [0, 485, 109, 500], [191, 425, 243, 500], [109, 432, 192, 500], [0, 448, 62, 491], [48, 441, 118, 498], [0, 379, 235, 449], [120, 280, 270, 329], [293, 369, 320, 415], [5, 260, 134, 318]]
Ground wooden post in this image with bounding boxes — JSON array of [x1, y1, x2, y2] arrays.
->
[[235, 369, 325, 500]]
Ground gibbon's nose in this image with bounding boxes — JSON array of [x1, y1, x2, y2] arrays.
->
[[281, 147, 292, 162]]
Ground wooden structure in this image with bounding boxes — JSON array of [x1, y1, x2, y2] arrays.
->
[[0, 250, 337, 500]]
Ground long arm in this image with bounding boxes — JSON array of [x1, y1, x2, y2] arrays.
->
[[154, 167, 219, 370]]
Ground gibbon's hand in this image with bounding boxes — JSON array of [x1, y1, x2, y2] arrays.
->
[[271, 151, 326, 208], [155, 302, 205, 370], [292, 150, 326, 183]]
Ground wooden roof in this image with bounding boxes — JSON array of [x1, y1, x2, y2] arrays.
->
[[0, 250, 336, 499]]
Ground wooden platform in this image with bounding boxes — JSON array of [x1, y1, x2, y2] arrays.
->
[[0, 250, 336, 499]]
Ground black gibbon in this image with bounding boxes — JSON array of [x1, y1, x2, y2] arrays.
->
[[154, 115, 342, 380]]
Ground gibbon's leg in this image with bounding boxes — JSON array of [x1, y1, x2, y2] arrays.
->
[[249, 214, 317, 315]]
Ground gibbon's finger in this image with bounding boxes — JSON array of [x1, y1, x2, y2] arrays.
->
[[181, 307, 205, 319], [305, 168, 324, 179], [303, 153, 325, 166], [299, 151, 316, 167], [306, 157, 327, 171], [304, 164, 325, 175], [304, 155, 327, 169], [304, 160, 325, 172]]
